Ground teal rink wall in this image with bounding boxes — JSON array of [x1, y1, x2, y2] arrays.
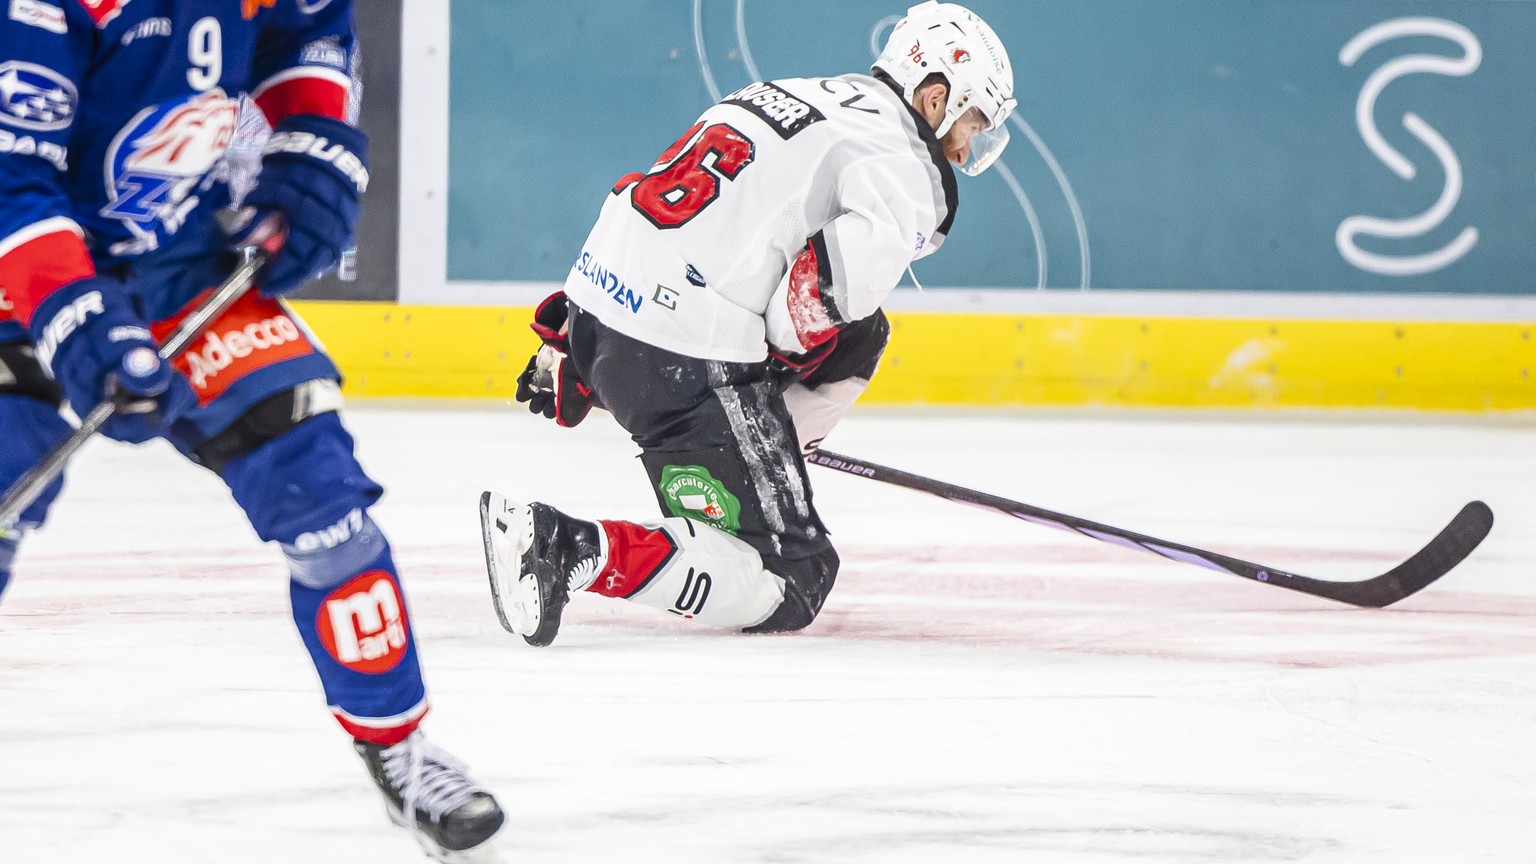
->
[[445, 0, 1536, 297]]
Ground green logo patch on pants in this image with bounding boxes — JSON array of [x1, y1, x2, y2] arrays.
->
[[659, 465, 742, 535]]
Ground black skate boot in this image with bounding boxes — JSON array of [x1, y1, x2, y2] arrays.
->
[[479, 492, 606, 647], [354, 731, 505, 863]]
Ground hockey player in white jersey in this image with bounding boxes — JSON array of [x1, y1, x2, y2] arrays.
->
[[482, 2, 1015, 645]]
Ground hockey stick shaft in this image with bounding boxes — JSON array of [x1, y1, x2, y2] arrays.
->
[[807, 449, 1492, 608], [0, 252, 267, 529]]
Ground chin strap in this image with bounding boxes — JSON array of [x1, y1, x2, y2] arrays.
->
[[906, 263, 926, 292]]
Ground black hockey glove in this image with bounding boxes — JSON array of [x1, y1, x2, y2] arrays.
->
[[769, 331, 840, 382], [770, 308, 891, 383], [515, 292, 597, 427]]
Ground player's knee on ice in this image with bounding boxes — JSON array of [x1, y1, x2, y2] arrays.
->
[[746, 546, 840, 632]]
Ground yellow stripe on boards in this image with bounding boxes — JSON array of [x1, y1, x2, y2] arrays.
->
[[290, 302, 534, 399], [287, 302, 1535, 412]]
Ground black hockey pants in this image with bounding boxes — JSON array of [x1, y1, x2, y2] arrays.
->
[[566, 305, 887, 632]]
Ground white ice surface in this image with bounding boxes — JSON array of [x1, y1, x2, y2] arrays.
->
[[2, 405, 1534, 863]]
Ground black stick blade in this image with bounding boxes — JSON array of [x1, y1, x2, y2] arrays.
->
[[1319, 500, 1494, 608]]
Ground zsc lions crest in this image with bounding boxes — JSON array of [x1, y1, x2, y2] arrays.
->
[[101, 90, 238, 253]]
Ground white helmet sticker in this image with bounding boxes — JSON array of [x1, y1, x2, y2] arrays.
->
[[873, 2, 1016, 171]]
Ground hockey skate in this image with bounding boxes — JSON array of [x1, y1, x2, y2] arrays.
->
[[354, 731, 505, 863], [479, 492, 606, 647]]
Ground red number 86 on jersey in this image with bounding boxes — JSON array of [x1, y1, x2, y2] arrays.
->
[[614, 122, 757, 229]]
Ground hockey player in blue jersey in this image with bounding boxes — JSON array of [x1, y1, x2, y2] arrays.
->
[[0, 1, 504, 859]]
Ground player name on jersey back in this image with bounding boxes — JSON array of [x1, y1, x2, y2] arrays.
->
[[721, 82, 825, 139]]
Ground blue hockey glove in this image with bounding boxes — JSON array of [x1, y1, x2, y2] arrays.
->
[[231, 114, 368, 296], [28, 277, 194, 444], [514, 292, 598, 428]]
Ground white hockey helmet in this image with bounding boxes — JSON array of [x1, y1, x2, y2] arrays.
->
[[873, 1, 1016, 175]]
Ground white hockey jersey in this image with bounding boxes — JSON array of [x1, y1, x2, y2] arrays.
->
[[561, 74, 958, 363]]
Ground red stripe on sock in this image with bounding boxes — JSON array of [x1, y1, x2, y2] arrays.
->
[[587, 521, 676, 598], [337, 708, 427, 746]]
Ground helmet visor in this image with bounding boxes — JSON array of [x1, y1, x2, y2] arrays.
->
[[957, 123, 1010, 176]]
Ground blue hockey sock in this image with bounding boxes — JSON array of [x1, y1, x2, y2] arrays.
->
[[283, 513, 428, 744]]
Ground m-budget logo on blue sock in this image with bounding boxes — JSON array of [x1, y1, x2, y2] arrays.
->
[[317, 571, 409, 673]]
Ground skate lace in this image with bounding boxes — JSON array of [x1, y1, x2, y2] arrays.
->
[[563, 518, 608, 593], [567, 555, 600, 592], [382, 733, 482, 842]]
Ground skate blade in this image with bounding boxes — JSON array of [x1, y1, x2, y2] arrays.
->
[[423, 835, 506, 864], [479, 492, 540, 638]]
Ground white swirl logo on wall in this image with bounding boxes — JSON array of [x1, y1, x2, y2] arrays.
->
[[690, 2, 1089, 289], [1337, 17, 1481, 278]]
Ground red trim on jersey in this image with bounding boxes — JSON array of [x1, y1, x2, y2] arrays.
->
[[254, 77, 349, 126], [586, 521, 678, 599], [657, 121, 705, 167], [149, 289, 320, 406], [785, 243, 837, 349], [75, 0, 127, 28], [0, 230, 96, 327], [611, 172, 644, 195]]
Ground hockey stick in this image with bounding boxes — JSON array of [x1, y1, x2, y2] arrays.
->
[[807, 449, 1493, 608], [0, 251, 267, 530]]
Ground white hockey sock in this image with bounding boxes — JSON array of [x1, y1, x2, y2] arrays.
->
[[591, 516, 786, 629]]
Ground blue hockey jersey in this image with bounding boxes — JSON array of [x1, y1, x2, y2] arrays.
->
[[0, 0, 356, 333]]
